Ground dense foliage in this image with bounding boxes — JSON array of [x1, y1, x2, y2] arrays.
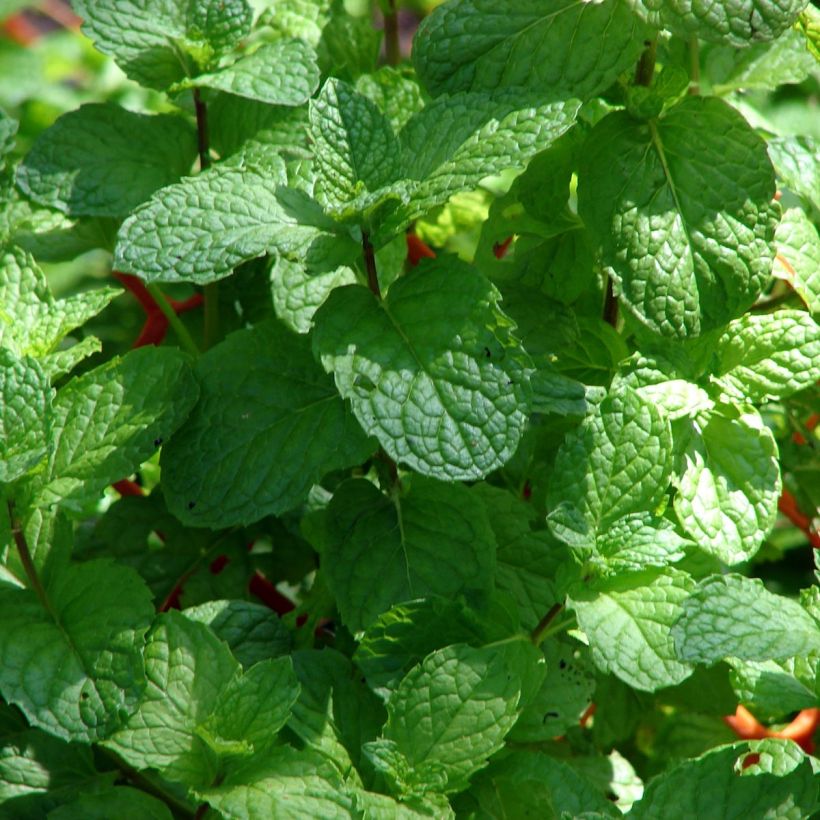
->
[[1, 0, 820, 817]]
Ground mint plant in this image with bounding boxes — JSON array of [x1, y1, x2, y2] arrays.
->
[[1, 0, 820, 816]]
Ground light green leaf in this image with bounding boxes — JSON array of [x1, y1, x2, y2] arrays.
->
[[114, 161, 329, 285], [386, 93, 580, 234], [0, 559, 153, 742], [570, 568, 695, 692], [767, 136, 819, 209], [270, 254, 357, 333], [0, 349, 52, 483], [363, 738, 448, 798], [1, 506, 72, 590], [657, 0, 810, 46], [320, 477, 496, 633], [182, 600, 291, 668], [161, 320, 373, 528], [34, 347, 198, 510], [106, 612, 298, 788], [413, 0, 650, 101], [313, 258, 532, 480], [356, 66, 425, 133], [384, 644, 522, 792], [547, 388, 673, 547], [714, 310, 820, 400], [16, 104, 197, 217], [196, 746, 355, 819], [674, 408, 780, 565], [48, 787, 174, 820], [72, 0, 253, 89], [287, 649, 385, 777], [185, 40, 319, 105], [705, 29, 817, 94], [773, 208, 820, 316], [628, 740, 820, 819], [596, 514, 692, 573], [354, 787, 452, 818], [0, 245, 119, 371], [578, 97, 778, 338], [0, 109, 17, 167], [672, 574, 820, 664], [309, 78, 401, 216]]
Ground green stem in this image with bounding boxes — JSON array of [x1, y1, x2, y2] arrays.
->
[[530, 603, 563, 646], [6, 501, 51, 615], [145, 284, 200, 357], [634, 37, 657, 87], [362, 230, 381, 298], [192, 88, 219, 348], [688, 36, 700, 95], [384, 0, 400, 66]]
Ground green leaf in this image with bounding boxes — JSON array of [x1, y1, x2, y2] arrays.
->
[[114, 161, 330, 285], [0, 349, 52, 483], [0, 559, 153, 742], [628, 740, 820, 819], [161, 320, 372, 527], [16, 104, 197, 217], [547, 388, 673, 547], [673, 407, 780, 565], [714, 310, 820, 400], [578, 97, 778, 338], [472, 484, 565, 630], [729, 657, 818, 718], [184, 40, 320, 105], [570, 568, 695, 692], [0, 109, 17, 167], [105, 611, 298, 788], [457, 751, 621, 819], [1, 506, 72, 589], [308, 78, 401, 217], [34, 347, 198, 510], [313, 258, 533, 480], [657, 0, 810, 46], [413, 0, 650, 101], [270, 255, 357, 333], [773, 208, 820, 316], [196, 746, 355, 819], [0, 703, 114, 818], [287, 649, 385, 777], [182, 599, 292, 668], [672, 574, 820, 665], [510, 640, 595, 741], [320, 477, 496, 633], [0, 245, 119, 374], [72, 0, 253, 89], [354, 597, 487, 697], [383, 644, 522, 792], [48, 787, 174, 820]]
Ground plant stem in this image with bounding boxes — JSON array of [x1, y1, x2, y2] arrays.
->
[[145, 284, 200, 356], [192, 87, 219, 348], [6, 500, 51, 614], [192, 87, 211, 171], [688, 36, 700, 95], [530, 602, 563, 646], [603, 274, 619, 328], [384, 0, 400, 66], [362, 230, 381, 298], [634, 37, 657, 87]]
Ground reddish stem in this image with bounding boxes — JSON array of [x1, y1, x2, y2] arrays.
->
[[406, 234, 436, 266], [779, 490, 820, 549]]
